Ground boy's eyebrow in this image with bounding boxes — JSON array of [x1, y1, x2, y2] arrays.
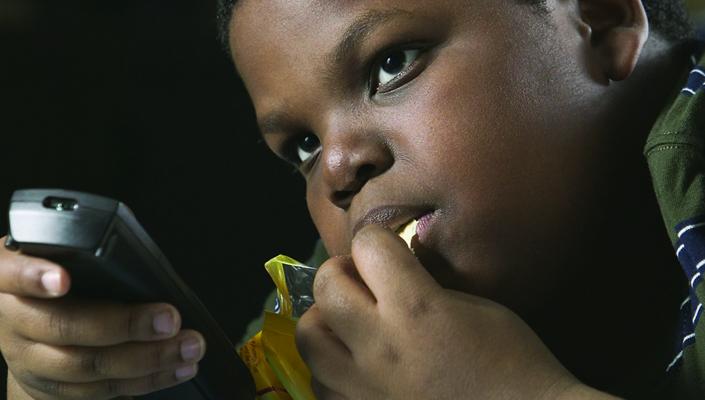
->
[[258, 110, 293, 136], [258, 9, 411, 136], [328, 8, 412, 65]]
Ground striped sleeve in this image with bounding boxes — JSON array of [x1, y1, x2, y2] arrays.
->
[[644, 44, 705, 398]]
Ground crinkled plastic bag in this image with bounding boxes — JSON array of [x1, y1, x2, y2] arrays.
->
[[262, 311, 315, 400], [238, 332, 292, 400], [240, 222, 418, 400], [264, 255, 317, 318], [240, 255, 317, 400]]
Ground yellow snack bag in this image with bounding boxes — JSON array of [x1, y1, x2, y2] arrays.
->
[[262, 312, 316, 400], [239, 333, 292, 400], [242, 224, 417, 400], [238, 255, 317, 400], [264, 255, 316, 318]]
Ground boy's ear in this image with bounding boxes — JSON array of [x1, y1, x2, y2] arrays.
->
[[578, 0, 648, 81]]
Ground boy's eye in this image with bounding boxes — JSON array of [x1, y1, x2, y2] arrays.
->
[[296, 134, 321, 164], [373, 48, 421, 93]]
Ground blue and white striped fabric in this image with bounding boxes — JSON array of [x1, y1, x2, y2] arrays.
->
[[682, 67, 705, 96], [668, 216, 705, 371]]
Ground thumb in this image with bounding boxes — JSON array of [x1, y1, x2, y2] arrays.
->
[[0, 238, 71, 298], [351, 224, 439, 313]]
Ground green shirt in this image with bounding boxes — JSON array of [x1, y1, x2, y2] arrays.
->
[[645, 41, 705, 398]]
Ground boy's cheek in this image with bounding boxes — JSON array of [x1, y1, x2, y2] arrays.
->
[[301, 1, 602, 298]]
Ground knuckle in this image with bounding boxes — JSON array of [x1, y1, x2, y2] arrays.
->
[[105, 378, 123, 397], [406, 295, 432, 320], [148, 342, 168, 371], [7, 343, 47, 385], [1, 294, 29, 329], [313, 257, 346, 299], [12, 256, 36, 294], [29, 375, 64, 398], [10, 367, 37, 389], [126, 307, 140, 340], [0, 293, 14, 321], [23, 373, 95, 400], [82, 349, 110, 379], [1, 336, 27, 365], [48, 310, 75, 342], [10, 260, 26, 293]]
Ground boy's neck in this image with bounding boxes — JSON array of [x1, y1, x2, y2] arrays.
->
[[533, 181, 683, 397], [531, 37, 696, 398]]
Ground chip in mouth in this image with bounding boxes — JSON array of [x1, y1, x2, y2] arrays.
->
[[397, 219, 418, 249]]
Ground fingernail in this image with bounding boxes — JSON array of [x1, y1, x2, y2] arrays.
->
[[41, 270, 62, 295], [175, 364, 198, 380], [153, 311, 176, 335], [180, 337, 203, 362]]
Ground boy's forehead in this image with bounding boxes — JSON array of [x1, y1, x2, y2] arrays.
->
[[230, 1, 413, 109], [228, 0, 553, 129], [232, 0, 414, 22], [230, 0, 417, 63], [229, 0, 456, 108]]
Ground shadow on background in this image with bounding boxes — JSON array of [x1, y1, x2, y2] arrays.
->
[[0, 0, 318, 394]]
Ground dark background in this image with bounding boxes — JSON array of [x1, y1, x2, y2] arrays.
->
[[3, 0, 705, 398], [0, 0, 318, 394]]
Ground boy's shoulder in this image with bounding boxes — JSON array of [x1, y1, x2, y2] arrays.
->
[[645, 40, 705, 399]]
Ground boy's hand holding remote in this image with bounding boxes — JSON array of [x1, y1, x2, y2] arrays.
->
[[0, 240, 205, 400]]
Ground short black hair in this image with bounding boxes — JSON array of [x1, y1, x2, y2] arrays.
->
[[216, 0, 693, 53]]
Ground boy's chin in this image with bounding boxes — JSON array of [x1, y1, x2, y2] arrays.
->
[[412, 242, 558, 319], [412, 243, 472, 293]]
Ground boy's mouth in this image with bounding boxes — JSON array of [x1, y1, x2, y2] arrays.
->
[[353, 205, 434, 239], [415, 211, 436, 243]]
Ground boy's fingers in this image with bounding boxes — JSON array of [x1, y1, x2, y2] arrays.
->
[[14, 330, 205, 383], [312, 256, 378, 348], [0, 241, 70, 298], [296, 305, 357, 393], [351, 224, 440, 313], [21, 365, 198, 400], [1, 296, 181, 346], [310, 378, 347, 400]]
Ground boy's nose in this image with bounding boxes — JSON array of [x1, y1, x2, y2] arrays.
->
[[320, 132, 393, 210]]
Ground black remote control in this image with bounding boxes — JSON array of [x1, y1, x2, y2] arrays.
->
[[5, 189, 255, 400]]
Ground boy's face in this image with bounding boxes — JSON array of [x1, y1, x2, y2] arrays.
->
[[230, 0, 619, 314]]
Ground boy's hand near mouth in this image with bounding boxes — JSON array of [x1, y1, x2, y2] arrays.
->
[[296, 224, 617, 399]]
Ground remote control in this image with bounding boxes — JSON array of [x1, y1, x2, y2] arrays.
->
[[5, 189, 255, 399]]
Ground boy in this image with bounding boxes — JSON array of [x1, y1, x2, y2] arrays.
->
[[0, 0, 703, 398]]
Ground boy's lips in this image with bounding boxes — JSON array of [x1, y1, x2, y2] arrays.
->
[[415, 211, 436, 243], [353, 205, 434, 238]]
